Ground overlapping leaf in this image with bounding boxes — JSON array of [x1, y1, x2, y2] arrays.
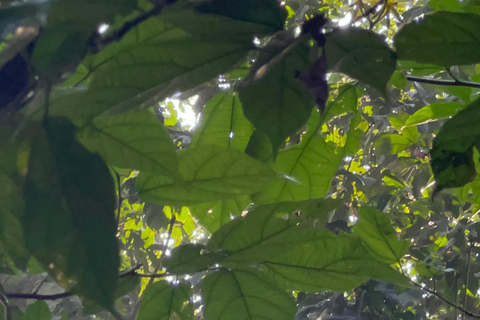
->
[[353, 207, 409, 264], [239, 40, 316, 151], [77, 110, 178, 176], [24, 117, 118, 308], [137, 281, 193, 320], [137, 145, 275, 206], [325, 28, 396, 95], [202, 269, 296, 320], [405, 102, 464, 127], [163, 244, 223, 274], [191, 91, 253, 150], [22, 301, 50, 320], [395, 11, 480, 66]]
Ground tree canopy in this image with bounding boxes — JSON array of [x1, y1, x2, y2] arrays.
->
[[2, 0, 480, 319]]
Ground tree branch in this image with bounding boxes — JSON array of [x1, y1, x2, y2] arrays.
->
[[406, 76, 480, 89], [410, 281, 480, 319]]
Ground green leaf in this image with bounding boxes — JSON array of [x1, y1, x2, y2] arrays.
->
[[245, 130, 274, 164], [191, 91, 253, 151], [325, 28, 396, 95], [189, 195, 250, 233], [21, 301, 50, 320], [202, 269, 296, 320], [353, 207, 409, 264], [24, 117, 118, 308], [324, 84, 361, 122], [163, 244, 222, 274], [261, 231, 410, 291], [394, 11, 480, 66], [405, 102, 464, 127], [253, 135, 342, 204], [375, 134, 413, 154], [137, 281, 193, 320], [83, 276, 140, 315], [137, 145, 275, 206], [77, 110, 178, 176], [431, 98, 480, 190], [239, 42, 315, 151], [208, 199, 338, 263], [49, 15, 254, 123]]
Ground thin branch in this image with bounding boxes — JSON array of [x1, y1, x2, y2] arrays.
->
[[406, 76, 480, 89], [463, 243, 473, 320], [113, 168, 123, 228], [410, 280, 480, 319], [6, 291, 73, 301]]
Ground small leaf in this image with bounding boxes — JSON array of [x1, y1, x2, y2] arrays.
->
[[353, 207, 409, 264], [137, 281, 193, 320], [191, 91, 253, 151], [24, 117, 118, 308], [239, 41, 316, 151], [405, 102, 463, 127], [395, 11, 480, 66], [163, 244, 222, 274], [325, 28, 396, 95], [137, 145, 275, 206], [22, 301, 50, 320], [77, 110, 178, 176], [202, 269, 296, 320]]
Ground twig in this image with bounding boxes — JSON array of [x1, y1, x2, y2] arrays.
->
[[32, 276, 49, 295], [410, 280, 480, 319], [113, 169, 123, 228], [6, 291, 73, 301], [463, 243, 473, 320], [406, 76, 480, 89], [352, 0, 385, 24]]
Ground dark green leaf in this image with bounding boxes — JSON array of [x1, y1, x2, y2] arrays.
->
[[239, 41, 315, 151], [21, 301, 50, 320], [431, 98, 480, 190], [137, 281, 193, 320], [202, 269, 296, 320], [325, 28, 396, 95], [189, 196, 250, 233], [77, 110, 178, 176], [245, 130, 274, 164], [353, 207, 410, 264], [395, 11, 480, 66], [191, 91, 253, 151], [405, 102, 464, 127], [137, 145, 275, 206], [163, 244, 222, 274], [195, 0, 286, 32], [24, 117, 118, 308]]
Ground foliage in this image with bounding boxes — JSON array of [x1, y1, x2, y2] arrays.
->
[[3, 0, 480, 319]]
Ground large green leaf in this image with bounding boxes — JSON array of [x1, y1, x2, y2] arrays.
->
[[163, 244, 222, 274], [353, 207, 409, 264], [431, 98, 480, 191], [191, 91, 253, 151], [137, 281, 193, 320], [253, 135, 342, 204], [49, 8, 269, 123], [325, 28, 396, 95], [261, 232, 410, 291], [22, 301, 50, 320], [239, 41, 316, 151], [77, 110, 178, 176], [202, 269, 296, 320], [137, 145, 275, 206], [394, 11, 480, 66], [405, 102, 464, 127], [208, 199, 338, 263], [33, 0, 136, 76], [189, 195, 250, 233], [24, 117, 118, 308]]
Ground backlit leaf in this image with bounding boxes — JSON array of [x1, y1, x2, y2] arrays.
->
[[405, 102, 464, 127], [202, 269, 296, 320], [22, 301, 50, 320]]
